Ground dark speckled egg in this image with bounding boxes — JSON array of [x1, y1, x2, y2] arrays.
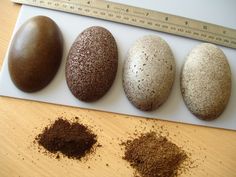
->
[[66, 26, 118, 102], [8, 16, 63, 92]]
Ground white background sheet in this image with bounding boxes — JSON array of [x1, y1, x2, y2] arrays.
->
[[0, 0, 235, 130]]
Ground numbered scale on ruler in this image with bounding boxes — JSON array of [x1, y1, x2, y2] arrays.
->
[[12, 0, 236, 49]]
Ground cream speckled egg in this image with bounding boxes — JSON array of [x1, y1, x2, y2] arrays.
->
[[181, 43, 231, 120], [123, 35, 176, 111]]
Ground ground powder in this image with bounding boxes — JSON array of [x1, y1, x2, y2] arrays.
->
[[35, 118, 97, 159], [123, 132, 188, 177]]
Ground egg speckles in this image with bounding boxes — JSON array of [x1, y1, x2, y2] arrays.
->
[[66, 26, 118, 102], [123, 35, 176, 111], [181, 43, 231, 120]]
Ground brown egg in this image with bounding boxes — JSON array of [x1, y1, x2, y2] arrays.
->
[[66, 26, 118, 102], [8, 16, 63, 92]]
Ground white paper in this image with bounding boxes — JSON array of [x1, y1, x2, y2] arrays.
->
[[0, 0, 235, 130]]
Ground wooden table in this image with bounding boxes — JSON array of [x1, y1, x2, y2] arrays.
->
[[0, 0, 236, 176]]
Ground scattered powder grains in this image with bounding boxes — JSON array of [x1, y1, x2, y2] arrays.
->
[[122, 132, 188, 177], [35, 118, 97, 160]]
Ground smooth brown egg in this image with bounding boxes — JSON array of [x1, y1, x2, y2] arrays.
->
[[8, 16, 63, 92]]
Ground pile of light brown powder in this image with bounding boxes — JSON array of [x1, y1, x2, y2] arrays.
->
[[122, 132, 188, 177]]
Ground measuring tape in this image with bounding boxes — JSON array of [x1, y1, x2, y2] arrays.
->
[[12, 0, 236, 49]]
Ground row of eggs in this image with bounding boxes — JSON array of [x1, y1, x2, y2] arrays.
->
[[8, 16, 231, 121]]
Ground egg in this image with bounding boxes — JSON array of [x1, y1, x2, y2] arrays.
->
[[8, 16, 63, 92], [123, 35, 176, 111], [65, 26, 118, 102], [181, 43, 231, 120]]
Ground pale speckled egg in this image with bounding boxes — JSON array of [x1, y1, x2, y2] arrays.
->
[[123, 35, 176, 111], [181, 43, 231, 120]]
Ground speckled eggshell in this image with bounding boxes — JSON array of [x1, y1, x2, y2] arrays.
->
[[66, 26, 118, 102], [123, 35, 176, 111], [181, 43, 231, 120]]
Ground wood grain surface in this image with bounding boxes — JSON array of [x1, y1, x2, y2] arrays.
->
[[0, 0, 236, 177]]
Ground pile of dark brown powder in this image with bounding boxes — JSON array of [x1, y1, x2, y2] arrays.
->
[[35, 118, 97, 159], [123, 132, 188, 177]]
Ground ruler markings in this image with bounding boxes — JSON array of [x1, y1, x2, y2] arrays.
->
[[79, 2, 236, 42], [12, 0, 236, 49], [83, 2, 235, 38]]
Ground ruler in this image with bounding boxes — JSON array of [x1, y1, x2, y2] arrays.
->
[[12, 0, 236, 49]]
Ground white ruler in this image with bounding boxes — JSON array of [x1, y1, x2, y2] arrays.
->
[[12, 0, 236, 49]]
